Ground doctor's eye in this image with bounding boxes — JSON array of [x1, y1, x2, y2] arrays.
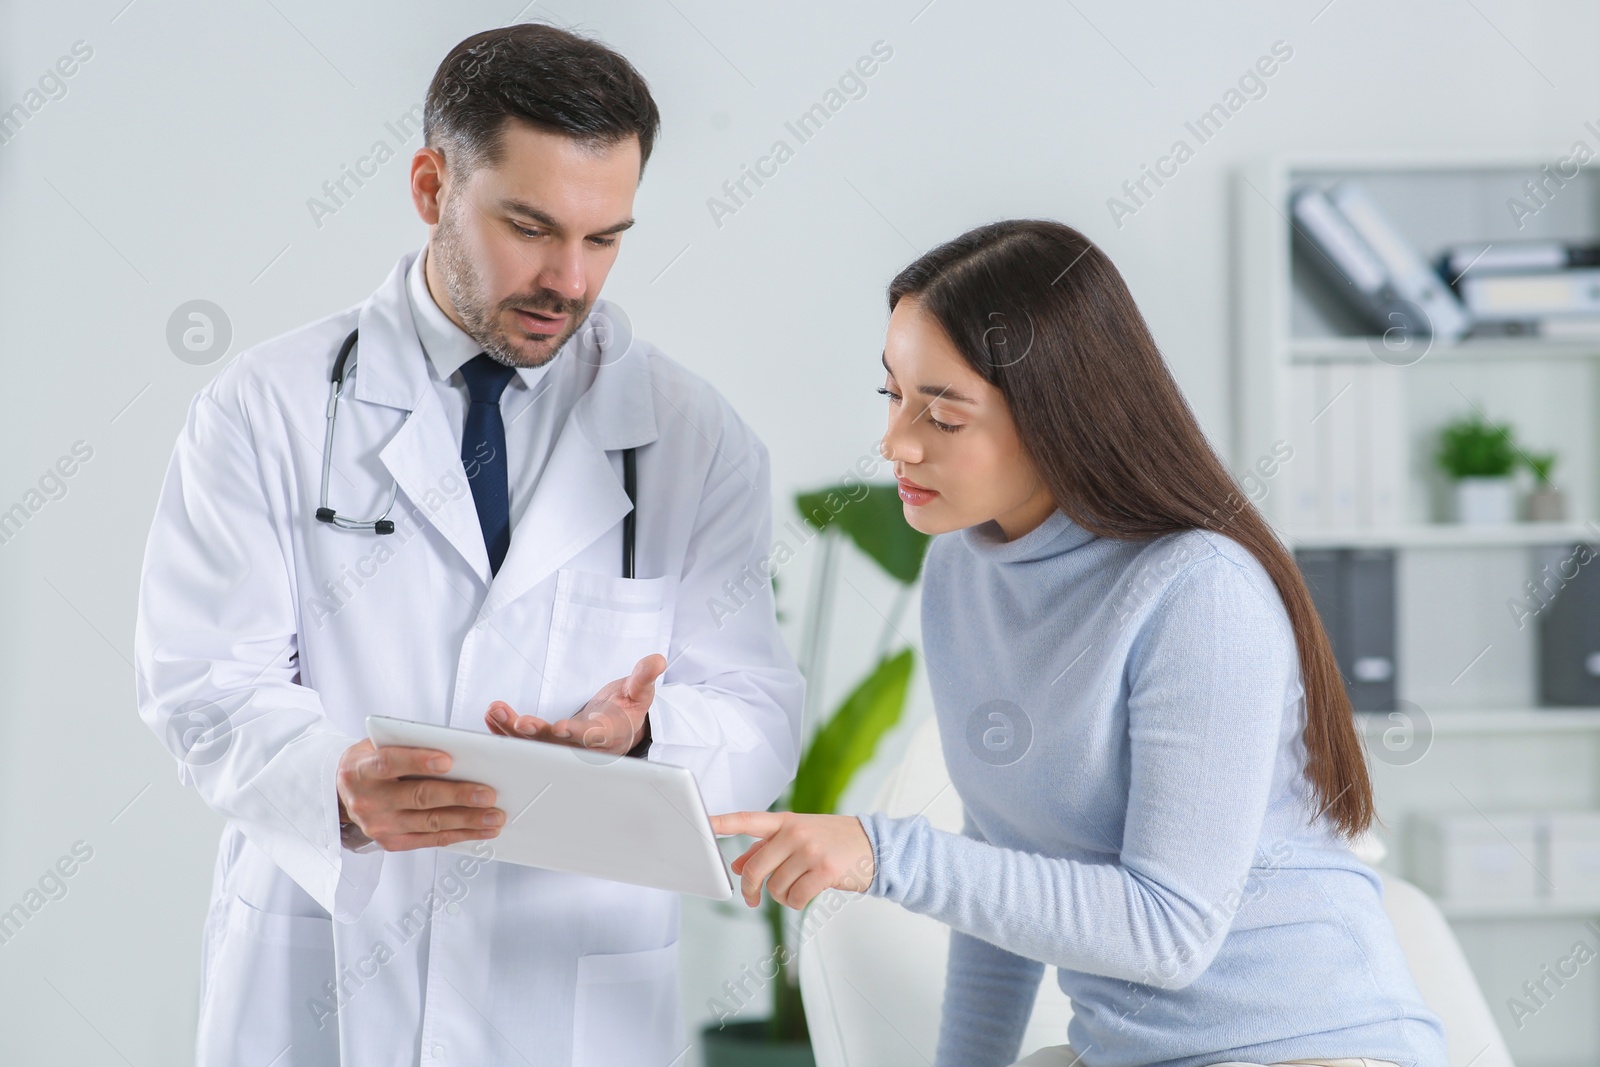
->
[[513, 225, 544, 240], [587, 235, 618, 249]]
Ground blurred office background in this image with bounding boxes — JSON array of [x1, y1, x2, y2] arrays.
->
[[5, 0, 1600, 1064]]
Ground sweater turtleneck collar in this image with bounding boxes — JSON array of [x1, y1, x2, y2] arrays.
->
[[959, 508, 1097, 564]]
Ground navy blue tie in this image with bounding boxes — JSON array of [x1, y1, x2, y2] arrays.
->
[[459, 354, 518, 576]]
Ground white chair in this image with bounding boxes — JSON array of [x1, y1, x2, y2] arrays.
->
[[798, 716, 1515, 1067]]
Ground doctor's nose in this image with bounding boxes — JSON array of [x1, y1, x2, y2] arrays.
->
[[536, 243, 588, 302]]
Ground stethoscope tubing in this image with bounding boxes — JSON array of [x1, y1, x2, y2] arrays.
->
[[316, 327, 637, 577]]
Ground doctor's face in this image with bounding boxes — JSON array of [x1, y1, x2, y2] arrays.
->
[[878, 297, 1056, 541], [419, 120, 640, 368]]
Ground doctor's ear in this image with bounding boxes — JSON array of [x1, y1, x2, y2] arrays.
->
[[410, 147, 450, 227]]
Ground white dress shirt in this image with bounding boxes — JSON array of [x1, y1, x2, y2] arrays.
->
[[405, 243, 596, 531]]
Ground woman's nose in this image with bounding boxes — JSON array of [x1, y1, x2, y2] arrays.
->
[[880, 417, 921, 465]]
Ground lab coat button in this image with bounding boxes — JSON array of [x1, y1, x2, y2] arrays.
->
[[445, 901, 460, 915], [432, 1044, 445, 1058]]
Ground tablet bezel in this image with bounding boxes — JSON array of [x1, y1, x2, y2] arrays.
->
[[365, 714, 734, 901]]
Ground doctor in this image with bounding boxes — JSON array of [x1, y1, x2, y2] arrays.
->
[[134, 23, 802, 1067]]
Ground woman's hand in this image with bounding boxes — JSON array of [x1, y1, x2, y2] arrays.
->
[[710, 811, 876, 909]]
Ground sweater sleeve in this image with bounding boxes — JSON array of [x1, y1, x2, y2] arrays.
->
[[928, 806, 1046, 1067], [857, 551, 1297, 992]]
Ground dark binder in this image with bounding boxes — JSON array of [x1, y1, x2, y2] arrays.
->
[[1538, 542, 1600, 706], [1296, 549, 1343, 650], [1294, 547, 1398, 712], [1342, 549, 1397, 712]]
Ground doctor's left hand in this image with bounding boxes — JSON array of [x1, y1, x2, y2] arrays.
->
[[710, 811, 876, 910], [485, 653, 667, 754]]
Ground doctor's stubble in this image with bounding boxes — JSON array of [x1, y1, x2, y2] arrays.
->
[[429, 190, 590, 370]]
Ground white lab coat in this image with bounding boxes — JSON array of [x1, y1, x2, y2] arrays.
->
[[134, 251, 804, 1067]]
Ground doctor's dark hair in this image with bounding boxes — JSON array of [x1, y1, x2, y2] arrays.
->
[[887, 220, 1374, 840], [424, 23, 661, 175]]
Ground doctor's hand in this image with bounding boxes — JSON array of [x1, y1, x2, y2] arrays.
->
[[335, 740, 505, 851], [485, 653, 667, 755], [710, 811, 876, 910]]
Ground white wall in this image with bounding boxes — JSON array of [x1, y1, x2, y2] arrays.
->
[[2, 0, 1598, 1062]]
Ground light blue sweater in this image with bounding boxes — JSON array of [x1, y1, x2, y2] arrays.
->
[[858, 511, 1448, 1067]]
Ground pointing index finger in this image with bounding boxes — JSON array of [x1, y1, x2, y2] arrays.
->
[[710, 810, 783, 839]]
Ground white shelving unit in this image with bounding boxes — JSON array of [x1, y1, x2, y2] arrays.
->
[[1237, 155, 1600, 1067]]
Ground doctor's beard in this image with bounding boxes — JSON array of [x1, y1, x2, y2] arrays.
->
[[431, 196, 589, 369]]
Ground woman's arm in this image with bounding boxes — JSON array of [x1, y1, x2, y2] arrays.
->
[[716, 551, 1300, 994], [932, 807, 1046, 1067], [937, 928, 1045, 1067], [861, 553, 1299, 989]]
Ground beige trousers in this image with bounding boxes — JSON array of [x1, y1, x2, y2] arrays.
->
[[1010, 1046, 1401, 1067]]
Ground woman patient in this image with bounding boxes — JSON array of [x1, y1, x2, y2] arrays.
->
[[711, 220, 1447, 1067]]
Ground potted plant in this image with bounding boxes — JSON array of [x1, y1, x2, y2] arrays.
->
[[1435, 412, 1518, 524], [1523, 450, 1565, 522], [701, 482, 930, 1066]]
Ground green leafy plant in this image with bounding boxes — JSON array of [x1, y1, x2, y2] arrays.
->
[[1523, 450, 1559, 487], [1435, 412, 1517, 479], [747, 483, 929, 1047]]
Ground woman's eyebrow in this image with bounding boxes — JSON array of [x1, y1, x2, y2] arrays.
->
[[881, 354, 977, 404], [917, 383, 976, 404]]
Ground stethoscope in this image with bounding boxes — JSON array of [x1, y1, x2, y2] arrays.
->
[[315, 326, 638, 579]]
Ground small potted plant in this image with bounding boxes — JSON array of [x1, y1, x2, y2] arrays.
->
[[1435, 412, 1518, 525], [1524, 450, 1565, 521]]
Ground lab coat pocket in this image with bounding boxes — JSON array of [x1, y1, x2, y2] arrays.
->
[[195, 896, 339, 1067], [537, 569, 677, 721], [571, 940, 684, 1066]]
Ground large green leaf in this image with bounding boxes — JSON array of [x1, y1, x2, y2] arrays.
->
[[795, 483, 930, 584], [789, 648, 915, 815]]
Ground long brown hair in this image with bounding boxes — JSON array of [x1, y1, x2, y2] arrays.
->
[[889, 219, 1372, 839]]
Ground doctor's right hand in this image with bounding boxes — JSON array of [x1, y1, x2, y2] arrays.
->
[[335, 740, 505, 851]]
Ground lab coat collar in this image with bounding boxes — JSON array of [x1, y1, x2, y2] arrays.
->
[[351, 249, 660, 596]]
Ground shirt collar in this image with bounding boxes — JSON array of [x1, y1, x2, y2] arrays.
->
[[405, 244, 555, 391]]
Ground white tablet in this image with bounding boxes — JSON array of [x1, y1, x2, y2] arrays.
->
[[366, 715, 733, 901]]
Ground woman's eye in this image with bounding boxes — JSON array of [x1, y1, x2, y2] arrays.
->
[[880, 385, 961, 431]]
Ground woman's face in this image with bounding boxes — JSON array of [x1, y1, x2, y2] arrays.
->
[[879, 296, 1056, 540]]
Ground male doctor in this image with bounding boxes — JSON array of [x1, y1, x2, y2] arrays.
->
[[134, 23, 803, 1067]]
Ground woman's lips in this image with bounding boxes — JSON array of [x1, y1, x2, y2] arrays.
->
[[513, 308, 568, 337], [897, 476, 939, 507]]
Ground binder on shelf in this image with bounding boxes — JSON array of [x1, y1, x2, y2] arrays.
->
[[1538, 542, 1600, 706], [1296, 548, 1343, 649], [1293, 547, 1399, 712], [1363, 364, 1408, 527], [1286, 363, 1410, 531], [1341, 549, 1398, 712], [1533, 315, 1600, 339], [1286, 363, 1324, 528], [1291, 188, 1404, 336], [1323, 364, 1362, 528], [1441, 239, 1600, 279], [1290, 184, 1469, 341], [1329, 183, 1471, 342], [1457, 268, 1600, 323]]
